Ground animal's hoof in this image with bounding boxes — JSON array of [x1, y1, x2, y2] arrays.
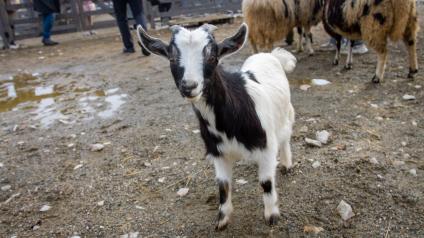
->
[[408, 68, 418, 79], [372, 75, 380, 84], [280, 166, 293, 175], [344, 64, 352, 70], [215, 212, 229, 231], [265, 213, 280, 226], [308, 51, 314, 56], [333, 59, 339, 65]]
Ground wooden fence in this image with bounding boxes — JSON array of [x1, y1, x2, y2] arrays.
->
[[0, 0, 242, 48]]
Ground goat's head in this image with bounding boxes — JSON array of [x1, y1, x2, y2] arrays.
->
[[137, 23, 248, 102]]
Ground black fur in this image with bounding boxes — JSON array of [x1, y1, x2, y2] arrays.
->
[[373, 13, 386, 25], [374, 0, 383, 5], [218, 180, 229, 204], [325, 0, 361, 35], [408, 40, 415, 46], [362, 4, 370, 16], [245, 71, 259, 84], [261, 180, 272, 193], [194, 108, 223, 157], [282, 0, 289, 18]]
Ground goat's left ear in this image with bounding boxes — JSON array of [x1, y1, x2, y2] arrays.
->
[[137, 25, 169, 58], [217, 23, 248, 59]]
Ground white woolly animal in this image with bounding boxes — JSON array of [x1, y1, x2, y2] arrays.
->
[[137, 23, 296, 230]]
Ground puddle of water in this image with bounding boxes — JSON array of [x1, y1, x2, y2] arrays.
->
[[98, 93, 128, 118], [33, 98, 67, 128]]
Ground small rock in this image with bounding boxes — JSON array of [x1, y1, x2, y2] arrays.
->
[[67, 143, 75, 148], [403, 153, 411, 159], [120, 235, 129, 238], [73, 164, 83, 170], [414, 85, 422, 89], [153, 145, 160, 153], [412, 120, 417, 126], [143, 162, 152, 167], [129, 232, 139, 238], [316, 130, 330, 144], [300, 84, 311, 91], [90, 143, 104, 152], [312, 79, 331, 86], [393, 160, 405, 166], [97, 200, 105, 206], [192, 129, 200, 134], [409, 169, 417, 176], [375, 116, 384, 121], [401, 141, 407, 147], [369, 157, 379, 165], [303, 225, 324, 234], [135, 205, 145, 210], [1, 185, 11, 191], [402, 94, 416, 100], [70, 236, 81, 238], [32, 225, 40, 231], [305, 138, 322, 147], [0, 162, 3, 168], [370, 103, 378, 108], [177, 187, 189, 197], [158, 177, 165, 183], [236, 179, 248, 185], [39, 204, 51, 212], [337, 200, 354, 221], [17, 141, 25, 145], [312, 161, 321, 168], [299, 125, 308, 133], [377, 174, 384, 180]]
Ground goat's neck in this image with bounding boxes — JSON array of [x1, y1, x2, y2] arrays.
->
[[202, 66, 228, 105]]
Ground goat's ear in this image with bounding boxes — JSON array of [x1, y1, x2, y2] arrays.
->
[[217, 23, 248, 59], [137, 25, 169, 58]]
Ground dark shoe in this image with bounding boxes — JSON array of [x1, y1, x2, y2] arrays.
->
[[123, 48, 135, 53], [138, 41, 151, 56], [42, 39, 59, 46]]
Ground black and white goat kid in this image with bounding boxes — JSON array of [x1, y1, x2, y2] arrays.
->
[[137, 24, 296, 230]]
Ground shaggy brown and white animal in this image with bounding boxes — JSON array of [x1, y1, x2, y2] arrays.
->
[[323, 0, 419, 83], [242, 0, 324, 54]]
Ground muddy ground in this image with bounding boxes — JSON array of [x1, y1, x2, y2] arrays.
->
[[1, 9, 424, 238]]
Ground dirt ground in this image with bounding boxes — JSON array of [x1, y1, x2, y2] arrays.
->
[[1, 8, 424, 238]]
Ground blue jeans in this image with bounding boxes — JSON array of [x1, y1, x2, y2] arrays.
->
[[42, 13, 55, 40], [330, 38, 363, 47]]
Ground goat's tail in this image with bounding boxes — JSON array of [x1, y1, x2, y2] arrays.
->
[[271, 48, 297, 73]]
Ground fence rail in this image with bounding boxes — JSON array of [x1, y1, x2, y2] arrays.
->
[[0, 0, 242, 48]]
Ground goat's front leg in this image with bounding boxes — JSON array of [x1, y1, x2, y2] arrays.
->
[[344, 40, 354, 70], [333, 35, 342, 65], [304, 27, 314, 56], [372, 44, 388, 83], [258, 152, 280, 226], [213, 157, 234, 231], [296, 27, 304, 53]]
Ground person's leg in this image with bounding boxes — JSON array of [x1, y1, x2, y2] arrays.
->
[[128, 0, 150, 56], [112, 0, 134, 51], [42, 13, 58, 45], [351, 40, 368, 54]]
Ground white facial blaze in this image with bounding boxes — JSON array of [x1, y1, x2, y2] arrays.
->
[[173, 28, 211, 99]]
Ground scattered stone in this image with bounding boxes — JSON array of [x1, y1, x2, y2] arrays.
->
[[393, 160, 405, 166], [165, 128, 172, 132], [305, 138, 322, 147], [312, 161, 321, 168], [412, 120, 418, 126], [370, 103, 378, 108], [177, 187, 189, 197], [97, 200, 105, 206], [135, 205, 145, 210], [73, 164, 83, 170], [369, 157, 379, 165], [236, 179, 248, 185], [103, 141, 112, 146], [409, 169, 417, 177], [12, 124, 18, 132], [414, 85, 422, 89], [316, 130, 330, 144], [311, 79, 331, 86], [17, 141, 25, 145], [299, 125, 308, 133], [70, 236, 81, 238], [402, 94, 416, 100], [192, 129, 200, 134], [403, 153, 411, 159], [158, 177, 165, 183], [129, 232, 139, 238], [375, 116, 384, 121], [32, 225, 40, 231], [90, 143, 104, 152], [401, 141, 407, 147], [143, 162, 152, 167], [377, 174, 384, 180], [39, 204, 51, 212], [0, 162, 3, 168], [153, 146, 160, 153], [300, 84, 311, 91], [67, 143, 75, 148], [1, 185, 11, 191], [337, 200, 354, 221], [304, 225, 324, 234]]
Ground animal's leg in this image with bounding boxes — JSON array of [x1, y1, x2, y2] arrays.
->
[[213, 158, 234, 231], [344, 40, 354, 70], [304, 27, 314, 56], [333, 35, 342, 65], [403, 19, 418, 78], [280, 139, 293, 172], [258, 151, 280, 226], [296, 27, 304, 53], [250, 37, 259, 54], [372, 44, 388, 83]]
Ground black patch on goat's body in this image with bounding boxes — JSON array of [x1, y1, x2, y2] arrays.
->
[[408, 40, 415, 46], [194, 108, 223, 157], [245, 71, 259, 84], [362, 4, 370, 16], [261, 180, 272, 194], [198, 67, 267, 152], [312, 0, 323, 16], [373, 13, 386, 25], [282, 0, 289, 18], [325, 0, 362, 35], [218, 180, 229, 204], [351, 0, 356, 8], [374, 0, 383, 5]]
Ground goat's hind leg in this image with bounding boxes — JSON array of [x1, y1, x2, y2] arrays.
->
[[258, 151, 280, 226], [213, 158, 234, 230], [403, 17, 418, 79], [279, 139, 293, 175], [344, 40, 354, 70]]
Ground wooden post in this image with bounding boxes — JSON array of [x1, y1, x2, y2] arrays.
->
[[0, 0, 11, 48]]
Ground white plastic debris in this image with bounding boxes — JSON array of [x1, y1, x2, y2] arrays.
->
[[158, 177, 165, 183], [409, 169, 417, 176], [402, 94, 416, 100], [97, 200, 105, 206], [39, 204, 51, 212], [177, 187, 189, 197], [73, 164, 83, 170], [300, 84, 311, 91], [305, 138, 322, 147], [316, 130, 330, 144], [1, 185, 11, 191], [369, 157, 379, 165], [312, 161, 321, 169], [192, 129, 200, 134], [236, 179, 248, 185], [337, 200, 354, 221], [90, 143, 104, 152], [311, 79, 331, 86]]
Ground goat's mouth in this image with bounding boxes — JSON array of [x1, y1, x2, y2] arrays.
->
[[185, 92, 202, 102]]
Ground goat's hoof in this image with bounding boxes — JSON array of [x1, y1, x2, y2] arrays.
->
[[308, 51, 314, 56], [280, 166, 293, 175], [408, 68, 418, 79], [215, 212, 229, 231], [344, 64, 352, 70], [265, 213, 280, 226], [333, 59, 339, 65], [372, 75, 381, 84]]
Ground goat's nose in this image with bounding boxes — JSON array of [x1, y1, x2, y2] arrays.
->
[[181, 81, 198, 93]]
